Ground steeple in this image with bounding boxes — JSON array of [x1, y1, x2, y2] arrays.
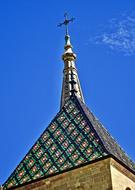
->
[[58, 13, 85, 108], [2, 14, 135, 190]]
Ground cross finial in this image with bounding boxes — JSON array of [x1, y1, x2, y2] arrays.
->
[[58, 13, 75, 35]]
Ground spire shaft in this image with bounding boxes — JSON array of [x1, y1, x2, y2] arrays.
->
[[58, 14, 84, 108], [60, 34, 85, 108]]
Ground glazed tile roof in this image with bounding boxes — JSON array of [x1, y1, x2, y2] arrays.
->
[[3, 95, 135, 189], [77, 98, 135, 172]]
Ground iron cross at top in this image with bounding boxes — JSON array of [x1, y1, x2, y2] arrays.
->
[[58, 13, 75, 35]]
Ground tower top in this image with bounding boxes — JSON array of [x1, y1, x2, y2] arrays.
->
[[58, 14, 85, 108], [2, 15, 135, 190], [57, 13, 75, 35]]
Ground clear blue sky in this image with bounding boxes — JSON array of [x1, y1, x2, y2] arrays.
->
[[0, 0, 135, 184]]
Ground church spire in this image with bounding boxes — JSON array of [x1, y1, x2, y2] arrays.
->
[[58, 13, 85, 108]]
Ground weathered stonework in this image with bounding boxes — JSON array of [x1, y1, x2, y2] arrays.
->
[[110, 158, 135, 190], [8, 157, 135, 190]]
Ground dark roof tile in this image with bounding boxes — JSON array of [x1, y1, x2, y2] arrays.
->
[[3, 95, 135, 189]]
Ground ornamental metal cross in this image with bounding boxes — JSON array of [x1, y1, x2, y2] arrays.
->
[[58, 13, 75, 35]]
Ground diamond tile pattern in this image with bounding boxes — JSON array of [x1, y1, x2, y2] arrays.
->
[[3, 97, 107, 189]]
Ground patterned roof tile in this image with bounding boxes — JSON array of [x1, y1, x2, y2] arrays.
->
[[3, 95, 135, 189]]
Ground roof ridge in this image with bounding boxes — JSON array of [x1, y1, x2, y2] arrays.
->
[[74, 95, 135, 173]]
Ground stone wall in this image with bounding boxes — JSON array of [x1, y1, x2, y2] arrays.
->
[[15, 158, 112, 190], [9, 157, 135, 190], [110, 158, 135, 190]]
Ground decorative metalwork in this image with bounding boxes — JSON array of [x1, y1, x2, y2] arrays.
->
[[57, 13, 75, 35]]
